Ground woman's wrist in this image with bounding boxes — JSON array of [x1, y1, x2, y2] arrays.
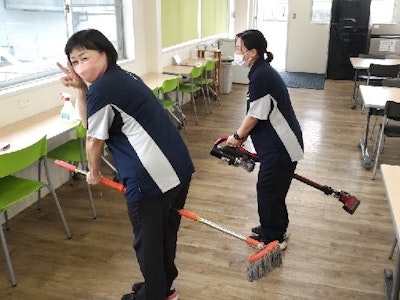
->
[[233, 132, 244, 141]]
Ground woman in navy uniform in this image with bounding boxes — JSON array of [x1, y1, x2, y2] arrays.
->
[[58, 29, 194, 300], [227, 29, 303, 250]]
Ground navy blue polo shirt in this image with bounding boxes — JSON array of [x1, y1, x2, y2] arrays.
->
[[247, 58, 304, 166], [86, 64, 195, 202]]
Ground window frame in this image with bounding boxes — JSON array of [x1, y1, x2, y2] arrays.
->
[[0, 0, 125, 91]]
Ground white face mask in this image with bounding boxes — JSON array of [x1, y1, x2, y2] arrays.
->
[[234, 50, 251, 67]]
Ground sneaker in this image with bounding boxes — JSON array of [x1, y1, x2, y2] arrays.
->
[[167, 286, 179, 300], [249, 234, 287, 250], [131, 282, 144, 292], [120, 282, 144, 300], [121, 292, 137, 300], [251, 225, 290, 240]]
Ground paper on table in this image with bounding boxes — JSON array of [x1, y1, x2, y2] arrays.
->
[[0, 142, 10, 151]]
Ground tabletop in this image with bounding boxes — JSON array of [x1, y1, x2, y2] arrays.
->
[[381, 164, 400, 241], [0, 107, 79, 154], [162, 57, 212, 76], [140, 72, 180, 90], [350, 57, 400, 70], [162, 64, 196, 76], [359, 85, 400, 109]]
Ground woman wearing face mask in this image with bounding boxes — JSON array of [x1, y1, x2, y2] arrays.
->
[[227, 29, 304, 250], [57, 29, 194, 300]]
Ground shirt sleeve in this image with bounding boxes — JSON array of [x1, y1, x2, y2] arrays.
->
[[247, 94, 272, 120], [87, 104, 115, 140]]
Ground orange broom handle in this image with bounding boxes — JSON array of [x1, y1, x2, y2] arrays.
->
[[178, 209, 200, 221], [54, 160, 126, 193]]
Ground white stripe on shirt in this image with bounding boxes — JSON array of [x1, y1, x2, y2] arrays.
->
[[88, 105, 180, 192], [248, 94, 304, 162]]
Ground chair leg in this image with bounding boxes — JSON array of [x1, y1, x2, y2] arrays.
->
[[203, 84, 212, 114], [200, 86, 211, 114], [80, 153, 97, 219], [371, 124, 384, 180], [208, 84, 221, 106], [187, 92, 198, 125], [389, 238, 397, 259], [86, 184, 97, 219], [42, 158, 72, 238], [0, 223, 17, 286]]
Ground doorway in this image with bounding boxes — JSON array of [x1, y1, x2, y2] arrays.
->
[[253, 0, 288, 71]]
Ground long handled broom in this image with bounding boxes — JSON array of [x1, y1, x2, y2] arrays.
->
[[54, 159, 281, 282]]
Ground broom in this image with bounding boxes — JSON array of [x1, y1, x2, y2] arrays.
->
[[54, 159, 281, 282], [178, 209, 282, 282]]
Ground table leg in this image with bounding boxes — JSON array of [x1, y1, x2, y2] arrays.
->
[[384, 251, 400, 300], [351, 69, 359, 109], [359, 108, 372, 170]]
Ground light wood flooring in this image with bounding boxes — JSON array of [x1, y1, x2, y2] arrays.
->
[[1, 80, 400, 299]]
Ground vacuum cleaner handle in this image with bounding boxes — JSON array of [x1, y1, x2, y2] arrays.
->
[[54, 160, 126, 193], [212, 136, 360, 215]]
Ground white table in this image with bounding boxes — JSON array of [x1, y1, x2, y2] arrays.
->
[[359, 85, 400, 169], [0, 107, 79, 154], [140, 72, 180, 91], [349, 57, 400, 108], [381, 164, 400, 300]]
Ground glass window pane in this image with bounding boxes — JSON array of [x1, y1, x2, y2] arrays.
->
[[0, 2, 67, 87], [0, 0, 124, 90], [311, 0, 332, 23], [70, 0, 124, 57], [370, 0, 396, 24]]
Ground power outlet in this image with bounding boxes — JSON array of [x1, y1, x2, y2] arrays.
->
[[19, 98, 31, 107]]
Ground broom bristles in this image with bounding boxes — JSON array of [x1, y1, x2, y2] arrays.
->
[[247, 242, 282, 282]]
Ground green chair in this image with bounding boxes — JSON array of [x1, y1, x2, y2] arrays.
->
[[0, 135, 71, 287], [47, 122, 97, 219], [152, 87, 160, 97], [194, 59, 221, 111], [160, 77, 186, 132], [179, 65, 208, 125]]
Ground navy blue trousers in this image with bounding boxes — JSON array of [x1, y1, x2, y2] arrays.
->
[[257, 161, 297, 241], [127, 176, 191, 300]]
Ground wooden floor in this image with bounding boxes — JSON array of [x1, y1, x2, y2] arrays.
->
[[1, 80, 400, 299]]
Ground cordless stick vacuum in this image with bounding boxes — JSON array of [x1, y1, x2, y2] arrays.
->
[[209, 136, 360, 215]]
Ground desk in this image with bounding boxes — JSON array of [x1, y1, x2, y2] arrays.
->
[[140, 72, 180, 90], [381, 164, 400, 300], [349, 57, 400, 108], [0, 107, 78, 154], [162, 58, 212, 77], [359, 85, 400, 169], [163, 64, 195, 77]]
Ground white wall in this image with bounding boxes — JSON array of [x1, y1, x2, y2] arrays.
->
[[286, 0, 330, 73]]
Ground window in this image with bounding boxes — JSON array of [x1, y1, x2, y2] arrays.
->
[[0, 0, 124, 90], [311, 0, 397, 24], [311, 0, 332, 23], [370, 0, 397, 24], [161, 0, 229, 49]]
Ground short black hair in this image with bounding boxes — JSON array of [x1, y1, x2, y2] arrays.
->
[[65, 29, 118, 66]]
